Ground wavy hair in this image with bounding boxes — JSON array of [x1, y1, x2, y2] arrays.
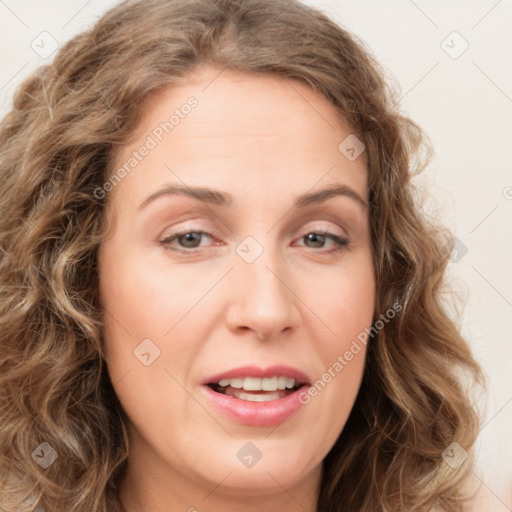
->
[[0, 0, 485, 510]]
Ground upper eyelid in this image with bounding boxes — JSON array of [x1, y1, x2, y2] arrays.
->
[[160, 219, 348, 238], [147, 203, 362, 228]]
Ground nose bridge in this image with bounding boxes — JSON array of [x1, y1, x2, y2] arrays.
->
[[237, 235, 289, 307], [227, 233, 298, 337]]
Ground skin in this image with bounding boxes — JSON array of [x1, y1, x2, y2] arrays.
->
[[98, 66, 376, 512]]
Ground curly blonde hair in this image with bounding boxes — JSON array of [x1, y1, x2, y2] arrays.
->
[[0, 0, 485, 510]]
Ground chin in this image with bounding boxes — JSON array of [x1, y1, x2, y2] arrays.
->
[[189, 443, 315, 493]]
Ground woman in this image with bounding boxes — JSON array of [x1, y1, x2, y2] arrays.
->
[[0, 0, 485, 510]]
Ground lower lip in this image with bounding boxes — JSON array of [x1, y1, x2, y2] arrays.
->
[[201, 385, 308, 426]]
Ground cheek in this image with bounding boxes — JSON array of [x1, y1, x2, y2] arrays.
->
[[99, 242, 205, 349], [310, 248, 375, 346], [301, 252, 374, 433], [98, 239, 216, 407], [98, 245, 206, 443]]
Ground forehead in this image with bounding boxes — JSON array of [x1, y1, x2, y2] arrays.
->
[[107, 67, 368, 209], [133, 67, 359, 145]]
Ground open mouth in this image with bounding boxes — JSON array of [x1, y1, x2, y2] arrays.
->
[[202, 372, 311, 425], [206, 376, 307, 402]]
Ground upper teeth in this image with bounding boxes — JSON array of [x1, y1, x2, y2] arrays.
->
[[217, 376, 296, 391]]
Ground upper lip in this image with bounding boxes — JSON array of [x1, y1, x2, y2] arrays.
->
[[202, 365, 311, 386]]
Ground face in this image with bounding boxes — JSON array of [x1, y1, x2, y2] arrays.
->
[[98, 66, 375, 503]]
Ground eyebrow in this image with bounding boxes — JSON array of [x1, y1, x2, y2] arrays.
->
[[138, 183, 368, 211]]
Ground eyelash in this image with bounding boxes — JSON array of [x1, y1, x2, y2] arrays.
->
[[158, 228, 349, 255]]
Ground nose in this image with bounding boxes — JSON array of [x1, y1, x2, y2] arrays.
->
[[225, 243, 301, 341]]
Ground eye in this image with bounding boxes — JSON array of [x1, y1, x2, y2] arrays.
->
[[295, 231, 348, 253], [158, 228, 349, 254], [159, 229, 214, 253]]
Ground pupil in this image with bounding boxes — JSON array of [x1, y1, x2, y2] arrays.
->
[[181, 232, 200, 248], [306, 233, 324, 248]]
